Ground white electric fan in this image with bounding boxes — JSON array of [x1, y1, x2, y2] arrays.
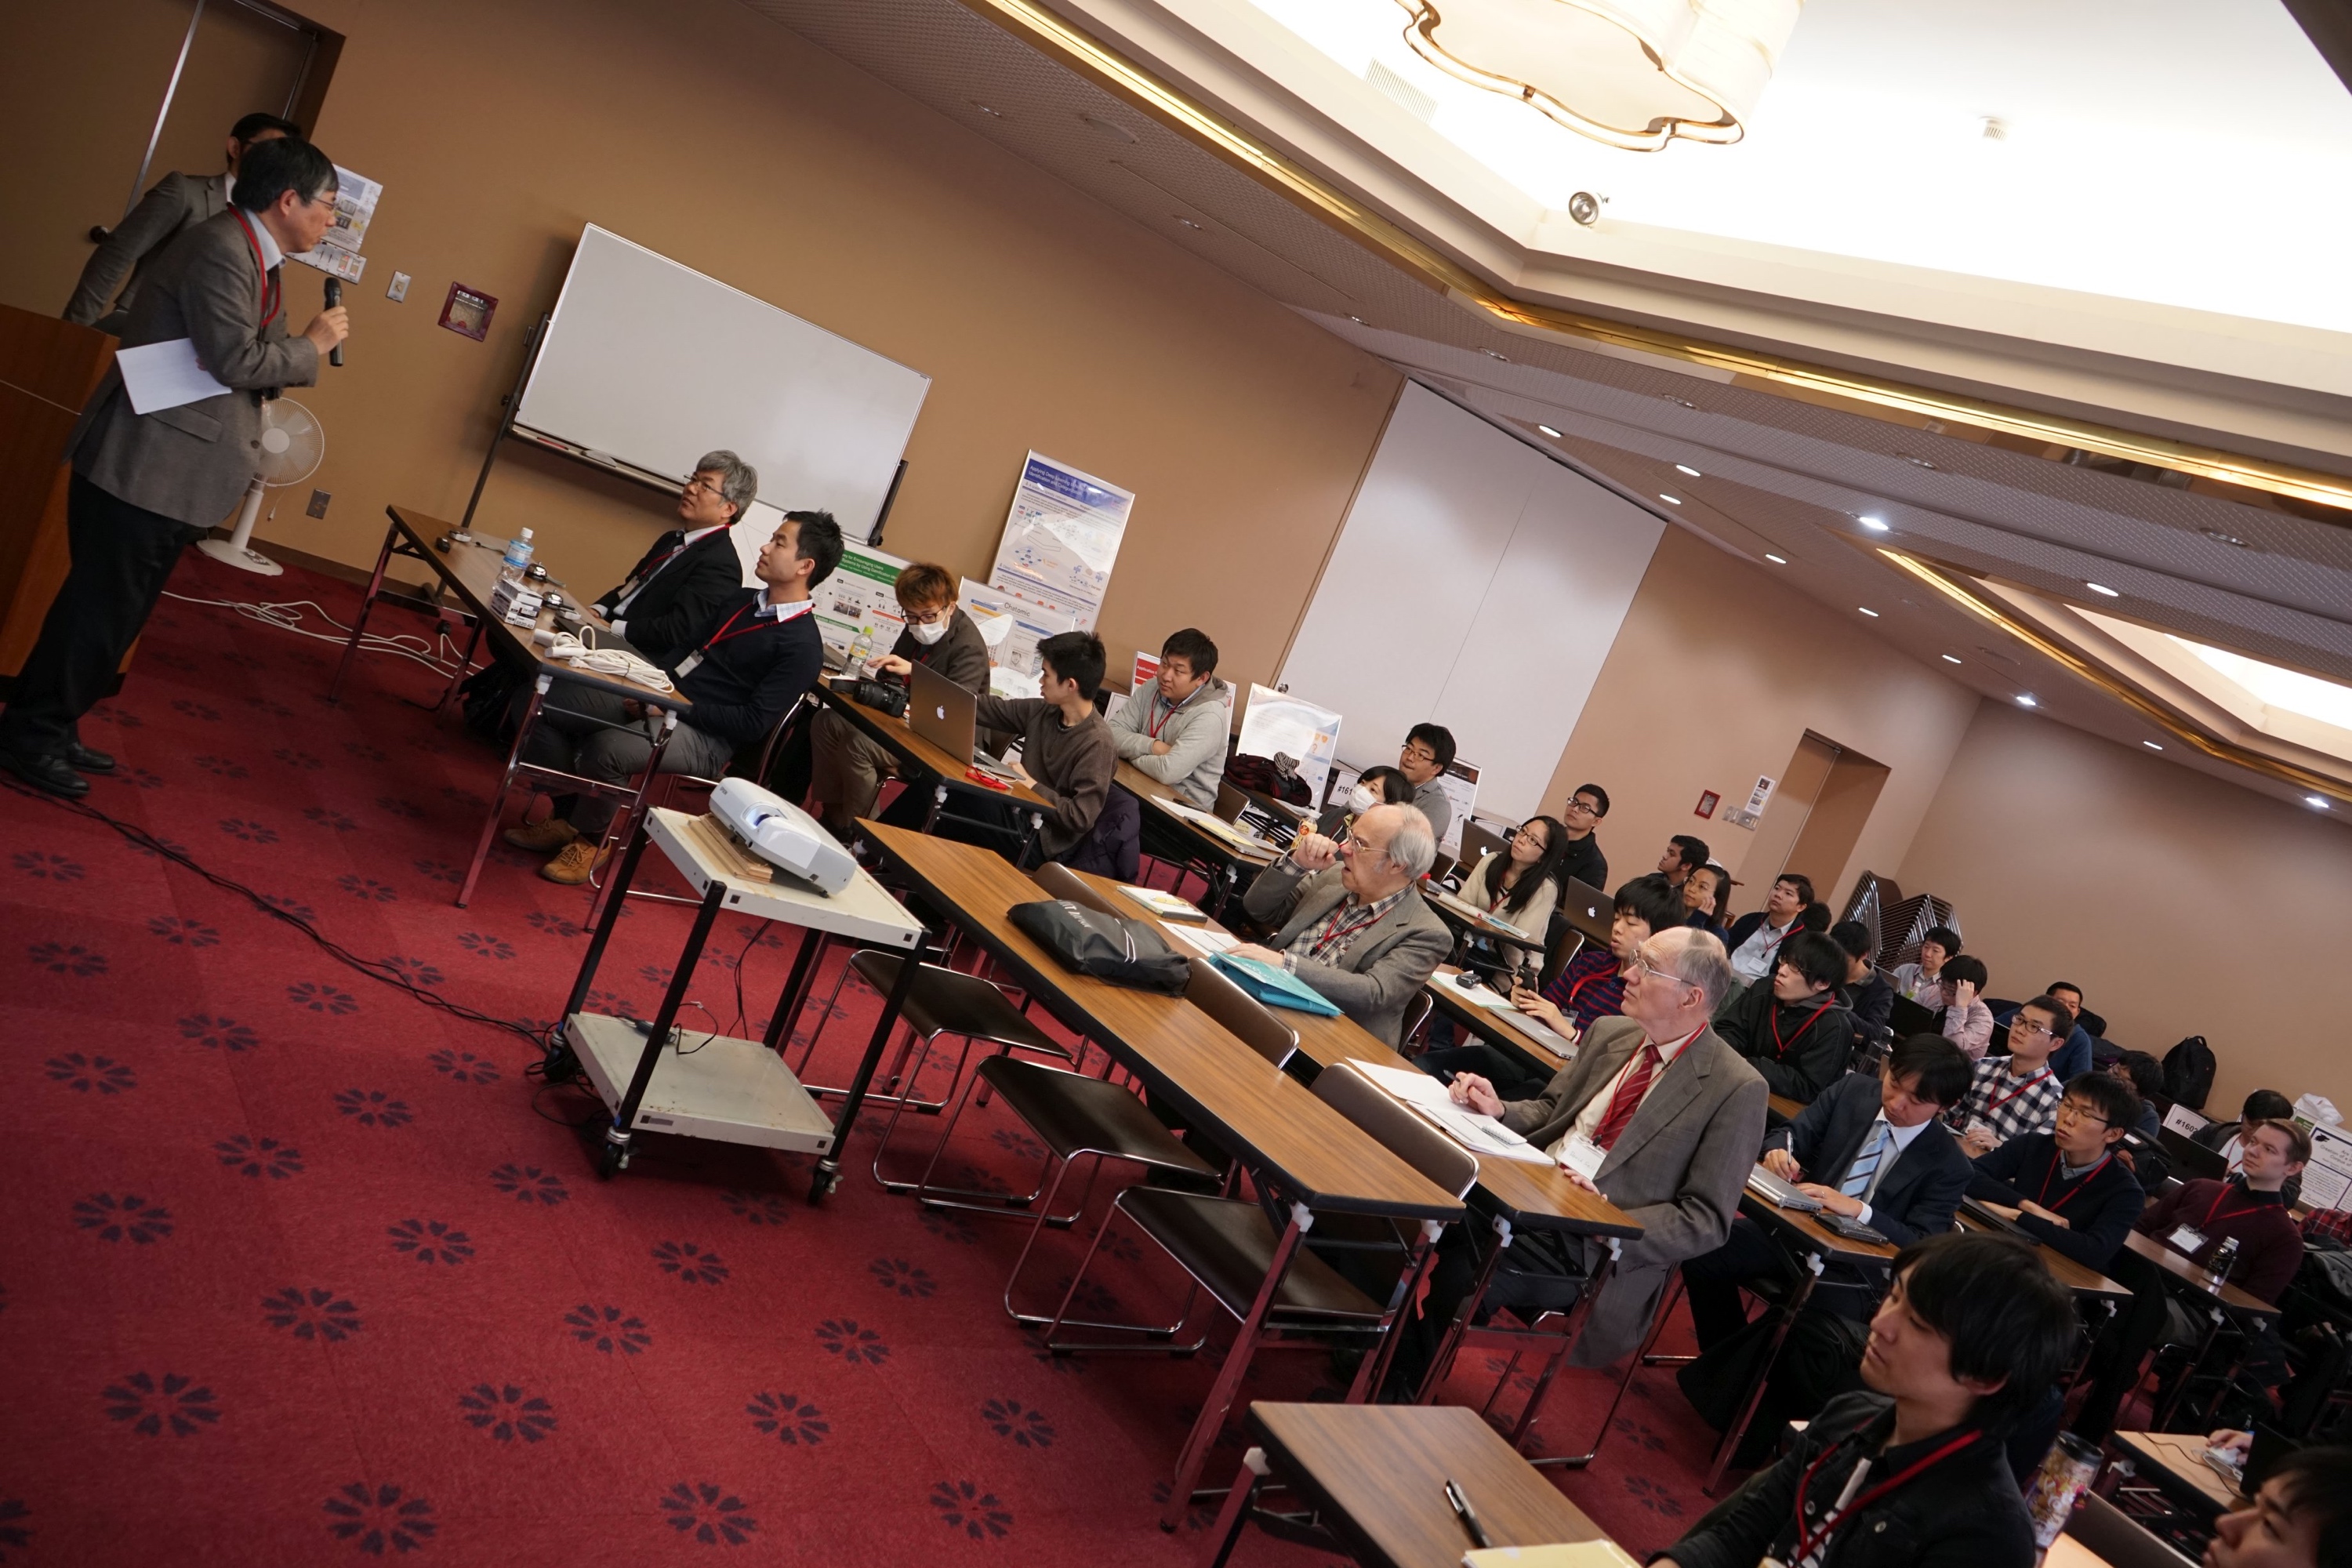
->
[[198, 396, 323, 577]]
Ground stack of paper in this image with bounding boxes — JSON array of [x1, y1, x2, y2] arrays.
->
[[1118, 884, 1207, 922], [1445, 972, 1521, 1012], [1161, 924, 1236, 959], [1464, 1544, 1639, 1568], [1354, 1062, 1551, 1166]]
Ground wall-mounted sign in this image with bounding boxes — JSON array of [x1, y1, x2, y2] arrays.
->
[[1722, 772, 1777, 830], [438, 283, 496, 341], [1694, 789, 1719, 819]]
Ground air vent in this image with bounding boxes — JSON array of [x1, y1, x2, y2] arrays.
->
[[1976, 647, 2020, 668], [1366, 60, 1436, 122]]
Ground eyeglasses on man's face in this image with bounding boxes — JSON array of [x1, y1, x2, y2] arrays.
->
[[2055, 1100, 2111, 1128], [1401, 744, 1439, 767], [1564, 797, 1601, 817], [2011, 1019, 2057, 1040]]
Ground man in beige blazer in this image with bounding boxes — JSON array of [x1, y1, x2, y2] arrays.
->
[[2, 137, 347, 797], [1396, 926, 1766, 1392], [64, 112, 300, 336]]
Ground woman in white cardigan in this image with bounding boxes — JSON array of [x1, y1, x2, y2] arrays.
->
[[1454, 816, 1568, 972]]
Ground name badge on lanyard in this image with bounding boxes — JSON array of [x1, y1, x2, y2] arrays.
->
[[2167, 1224, 2208, 1256], [1559, 1133, 1607, 1182]]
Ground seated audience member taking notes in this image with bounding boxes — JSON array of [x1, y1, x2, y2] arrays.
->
[[1454, 815, 1566, 967], [1229, 804, 1450, 1046], [506, 511, 837, 884], [1967, 1072, 2146, 1272], [598, 452, 761, 663], [1552, 782, 1611, 891], [808, 560, 993, 839], [1106, 628, 1229, 808], [1722, 873, 1816, 985], [1681, 862, 1730, 937], [1888, 925, 1961, 1002], [1657, 1234, 2078, 1568], [972, 632, 1122, 869], [1684, 1035, 1976, 1355], [1657, 833, 1710, 891], [1831, 919, 1896, 1033], [1716, 930, 1860, 1105], [1951, 993, 2073, 1155], [1396, 723, 1457, 841], [1422, 930, 1766, 1383], [1314, 765, 1410, 842]]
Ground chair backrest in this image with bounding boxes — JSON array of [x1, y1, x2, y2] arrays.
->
[[1311, 1059, 1479, 1201], [2063, 1493, 2199, 1568], [1183, 954, 1298, 1069], [1027, 861, 1118, 914], [1399, 990, 1433, 1048]]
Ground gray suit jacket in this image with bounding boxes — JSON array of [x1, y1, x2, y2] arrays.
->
[[67, 209, 318, 529], [1241, 861, 1452, 1047], [1500, 1014, 1769, 1366], [64, 171, 231, 333]]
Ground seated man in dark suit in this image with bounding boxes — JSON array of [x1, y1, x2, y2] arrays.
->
[[1658, 1233, 2078, 1568], [1392, 929, 1767, 1393], [1229, 803, 1451, 1047], [594, 452, 761, 665], [1967, 1072, 2146, 1272], [507, 511, 837, 884], [1715, 931, 1860, 1105], [1682, 1033, 1976, 1357]]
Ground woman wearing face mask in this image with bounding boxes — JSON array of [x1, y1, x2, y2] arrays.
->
[[808, 561, 1000, 840], [1454, 815, 1568, 971], [1316, 764, 1414, 843]]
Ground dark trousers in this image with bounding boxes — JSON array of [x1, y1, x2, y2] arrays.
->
[[1681, 1216, 1794, 1352], [517, 683, 735, 837], [1380, 1217, 1594, 1397], [0, 473, 201, 756], [2071, 1245, 2176, 1442]]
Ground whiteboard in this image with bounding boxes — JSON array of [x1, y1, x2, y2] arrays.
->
[[514, 225, 929, 541]]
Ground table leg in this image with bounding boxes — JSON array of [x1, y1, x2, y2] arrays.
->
[[808, 929, 928, 1203], [760, 928, 826, 1052], [328, 517, 399, 702], [584, 708, 680, 928], [1417, 1214, 1513, 1404], [1196, 1449, 1271, 1568], [560, 821, 652, 1021], [458, 673, 549, 908], [923, 782, 946, 833], [429, 612, 487, 714], [599, 878, 728, 1178], [1018, 809, 1044, 868], [1162, 1205, 1310, 1531], [1702, 1250, 1825, 1494], [1509, 1245, 1618, 1451]]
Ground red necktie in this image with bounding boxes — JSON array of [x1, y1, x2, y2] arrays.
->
[[1591, 1043, 1663, 1152]]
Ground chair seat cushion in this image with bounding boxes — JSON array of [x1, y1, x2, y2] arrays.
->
[[851, 951, 1067, 1057], [976, 1058, 1217, 1181], [1117, 1188, 1385, 1323]]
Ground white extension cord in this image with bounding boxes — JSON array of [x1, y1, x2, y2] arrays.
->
[[162, 591, 459, 674], [536, 629, 675, 692]]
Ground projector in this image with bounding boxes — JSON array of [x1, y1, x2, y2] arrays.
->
[[708, 779, 856, 895]]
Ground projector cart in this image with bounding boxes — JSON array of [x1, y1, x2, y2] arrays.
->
[[550, 806, 928, 1198]]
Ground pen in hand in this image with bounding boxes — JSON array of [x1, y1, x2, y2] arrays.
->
[[1445, 1477, 1493, 1549]]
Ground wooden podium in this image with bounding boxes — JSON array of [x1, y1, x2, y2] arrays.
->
[[0, 303, 115, 693]]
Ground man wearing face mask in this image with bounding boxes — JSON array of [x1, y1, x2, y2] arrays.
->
[[809, 560, 993, 840]]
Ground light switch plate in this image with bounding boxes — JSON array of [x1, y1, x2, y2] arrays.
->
[[307, 490, 332, 519], [387, 271, 412, 303]]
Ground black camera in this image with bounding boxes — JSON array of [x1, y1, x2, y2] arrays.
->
[[844, 677, 908, 717]]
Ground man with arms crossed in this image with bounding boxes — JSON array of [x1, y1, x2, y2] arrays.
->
[[1950, 993, 2072, 1156], [3, 137, 349, 797], [1657, 1232, 2078, 1568], [1395, 722, 1457, 841], [1722, 872, 1816, 985], [1107, 628, 1229, 808]]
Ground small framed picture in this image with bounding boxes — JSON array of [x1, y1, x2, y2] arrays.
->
[[1694, 789, 1720, 819], [438, 283, 496, 341]]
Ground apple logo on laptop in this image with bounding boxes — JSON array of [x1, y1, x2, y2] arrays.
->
[[934, 705, 946, 720]]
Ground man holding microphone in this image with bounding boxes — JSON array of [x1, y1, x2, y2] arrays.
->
[[1, 137, 348, 797]]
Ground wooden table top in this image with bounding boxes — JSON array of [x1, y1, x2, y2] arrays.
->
[[866, 823, 1461, 1220], [1423, 883, 1548, 949], [1740, 1189, 1902, 1267], [2122, 1231, 2281, 1318], [1086, 875, 1639, 1240], [815, 681, 1051, 812], [1118, 763, 1279, 866], [1426, 966, 1572, 1074], [2042, 1536, 2114, 1568], [1246, 1402, 1620, 1568], [387, 505, 687, 709], [1768, 1092, 1806, 1123], [1953, 1211, 2132, 1301], [2114, 1429, 2249, 1515]]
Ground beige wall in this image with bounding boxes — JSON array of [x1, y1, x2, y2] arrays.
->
[[1540, 526, 1984, 914], [2, 0, 1399, 696], [1900, 699, 2348, 1116]]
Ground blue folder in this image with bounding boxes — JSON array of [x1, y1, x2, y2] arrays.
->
[[1211, 952, 1342, 1016]]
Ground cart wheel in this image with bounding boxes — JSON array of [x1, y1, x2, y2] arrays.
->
[[598, 1142, 625, 1179], [808, 1167, 839, 1204]]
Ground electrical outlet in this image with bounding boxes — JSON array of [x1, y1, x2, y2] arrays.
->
[[307, 490, 331, 519], [387, 271, 412, 303]]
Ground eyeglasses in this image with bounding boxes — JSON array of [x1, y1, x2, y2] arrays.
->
[[1635, 955, 1694, 991], [684, 475, 730, 497], [2010, 1021, 2056, 1040], [1563, 798, 1601, 815], [1401, 745, 1439, 765], [2055, 1102, 2110, 1128]]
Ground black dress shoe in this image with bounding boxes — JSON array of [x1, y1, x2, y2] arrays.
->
[[64, 741, 115, 774], [0, 749, 90, 798]]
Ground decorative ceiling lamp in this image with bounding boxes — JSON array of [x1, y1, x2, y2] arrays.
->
[[1397, 0, 1802, 151]]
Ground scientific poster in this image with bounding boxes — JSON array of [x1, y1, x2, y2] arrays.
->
[[1431, 760, 1481, 858], [811, 541, 909, 664], [1235, 684, 1342, 805], [291, 163, 381, 279], [987, 452, 1133, 631], [959, 578, 1076, 699]]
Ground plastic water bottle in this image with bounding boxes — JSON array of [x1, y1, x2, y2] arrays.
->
[[501, 528, 535, 581], [846, 626, 874, 673], [2209, 1236, 2241, 1284]]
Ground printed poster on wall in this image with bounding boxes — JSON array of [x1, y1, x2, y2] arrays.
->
[[811, 540, 910, 665], [1431, 760, 1480, 858], [959, 578, 1076, 699], [1236, 684, 1342, 806], [987, 452, 1133, 632], [290, 163, 382, 281]]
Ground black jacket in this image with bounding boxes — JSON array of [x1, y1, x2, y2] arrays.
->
[[1717, 978, 1858, 1104], [598, 525, 746, 667], [1844, 972, 1896, 1034], [1662, 1392, 2036, 1568], [1722, 909, 1795, 958], [1555, 832, 1607, 895], [670, 593, 824, 751], [1766, 1073, 1973, 1248], [1969, 1132, 2146, 1272]]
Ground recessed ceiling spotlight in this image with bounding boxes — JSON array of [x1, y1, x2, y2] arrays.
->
[[1537, 425, 1562, 438], [1764, 553, 1788, 564], [1174, 216, 1203, 230], [971, 102, 1006, 118], [1347, 314, 1367, 325], [1080, 112, 1139, 143], [2201, 528, 2256, 550], [1899, 453, 1939, 470], [1657, 494, 1682, 505], [1858, 516, 1890, 532], [1941, 654, 1963, 664], [1663, 394, 1696, 410], [2016, 694, 2038, 707], [1675, 463, 1701, 477], [2085, 582, 2120, 597], [2308, 795, 2332, 810], [2143, 741, 2164, 750], [1485, 349, 1511, 361], [1857, 607, 1880, 617]]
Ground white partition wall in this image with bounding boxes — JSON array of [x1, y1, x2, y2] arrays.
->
[[1279, 383, 1665, 822]]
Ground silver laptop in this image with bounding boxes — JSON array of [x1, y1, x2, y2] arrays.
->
[[1747, 1163, 1823, 1212], [1456, 820, 1508, 885], [909, 662, 1014, 779], [1559, 877, 1615, 946]]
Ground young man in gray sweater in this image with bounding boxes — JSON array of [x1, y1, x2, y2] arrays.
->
[[1105, 627, 1229, 808]]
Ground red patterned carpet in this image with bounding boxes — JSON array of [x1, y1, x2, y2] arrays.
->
[[0, 550, 1726, 1565]]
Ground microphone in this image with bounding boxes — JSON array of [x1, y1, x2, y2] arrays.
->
[[324, 278, 343, 366]]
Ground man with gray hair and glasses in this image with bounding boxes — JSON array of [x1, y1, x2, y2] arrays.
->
[[1229, 802, 1453, 1047], [1386, 927, 1767, 1395], [592, 452, 761, 666]]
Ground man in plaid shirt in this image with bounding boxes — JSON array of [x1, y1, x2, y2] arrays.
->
[[1950, 994, 2073, 1156]]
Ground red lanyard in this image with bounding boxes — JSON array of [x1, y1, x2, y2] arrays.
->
[[1981, 1067, 2052, 1117], [1793, 1429, 1983, 1565], [1563, 960, 1619, 1012], [2036, 1150, 2112, 1210], [1771, 998, 1835, 1059], [229, 209, 281, 328], [2203, 1182, 2264, 1229], [1145, 689, 1189, 739], [696, 600, 794, 654], [1308, 900, 1386, 958]]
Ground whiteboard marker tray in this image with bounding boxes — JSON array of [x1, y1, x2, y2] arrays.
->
[[567, 1011, 835, 1155]]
